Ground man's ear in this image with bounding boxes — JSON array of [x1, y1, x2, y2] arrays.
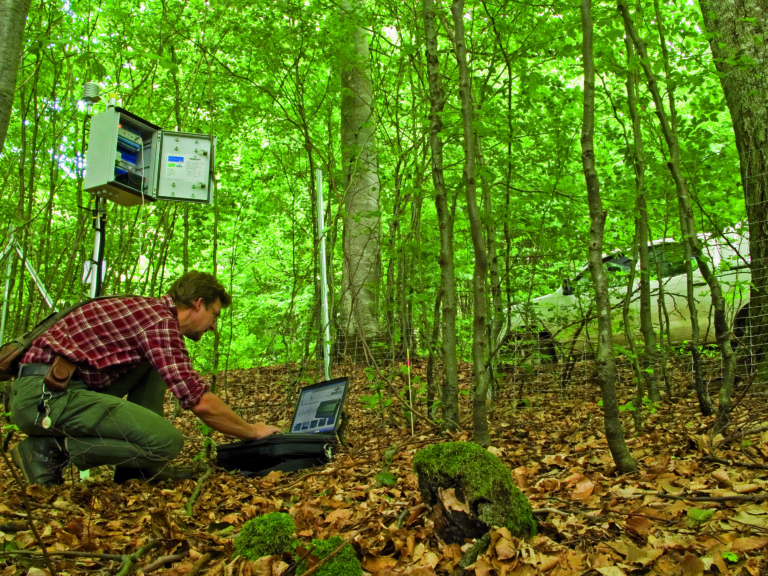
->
[[193, 297, 205, 311]]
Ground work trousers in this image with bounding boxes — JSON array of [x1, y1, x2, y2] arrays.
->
[[10, 363, 184, 471]]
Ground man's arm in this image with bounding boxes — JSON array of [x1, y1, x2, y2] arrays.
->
[[190, 391, 281, 440]]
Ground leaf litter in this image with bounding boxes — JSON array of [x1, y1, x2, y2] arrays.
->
[[1, 360, 767, 575]]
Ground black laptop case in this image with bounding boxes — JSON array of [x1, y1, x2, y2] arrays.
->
[[215, 377, 349, 477]]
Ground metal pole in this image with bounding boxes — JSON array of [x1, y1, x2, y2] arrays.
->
[[316, 169, 331, 381], [90, 197, 106, 298]]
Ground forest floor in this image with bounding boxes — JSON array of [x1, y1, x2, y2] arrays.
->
[[1, 358, 767, 576]]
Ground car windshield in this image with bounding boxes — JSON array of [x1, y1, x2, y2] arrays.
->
[[566, 243, 697, 295]]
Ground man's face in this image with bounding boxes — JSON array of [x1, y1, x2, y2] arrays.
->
[[182, 298, 222, 342]]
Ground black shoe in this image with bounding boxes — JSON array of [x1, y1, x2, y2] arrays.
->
[[11, 436, 68, 486], [113, 465, 201, 484]]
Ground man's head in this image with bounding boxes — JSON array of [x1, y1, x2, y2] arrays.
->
[[167, 271, 232, 341]]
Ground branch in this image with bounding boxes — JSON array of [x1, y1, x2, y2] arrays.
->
[[0, 448, 59, 575], [115, 540, 163, 576], [654, 491, 768, 503], [143, 550, 191, 573], [186, 466, 213, 516]]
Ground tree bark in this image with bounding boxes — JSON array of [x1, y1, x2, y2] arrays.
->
[[338, 0, 384, 361], [620, 0, 735, 422], [450, 0, 491, 446], [698, 0, 768, 391], [0, 0, 32, 154], [581, 0, 637, 474], [423, 0, 459, 431], [623, 32, 660, 404]]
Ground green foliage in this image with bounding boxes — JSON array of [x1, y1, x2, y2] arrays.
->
[[686, 507, 715, 528], [374, 471, 398, 486], [233, 513, 296, 560], [721, 551, 738, 563], [0, 0, 748, 373], [298, 536, 361, 576], [413, 442, 537, 538]]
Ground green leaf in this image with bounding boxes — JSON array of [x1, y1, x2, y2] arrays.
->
[[721, 551, 738, 563], [375, 471, 398, 486], [687, 507, 715, 527]]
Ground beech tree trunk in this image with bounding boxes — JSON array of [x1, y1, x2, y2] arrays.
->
[[0, 0, 32, 154], [451, 0, 491, 446], [698, 0, 768, 389], [581, 0, 637, 474], [338, 0, 384, 361], [620, 0, 736, 424], [623, 32, 660, 405], [423, 0, 459, 430]]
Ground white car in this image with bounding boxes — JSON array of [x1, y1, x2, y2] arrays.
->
[[498, 230, 751, 361]]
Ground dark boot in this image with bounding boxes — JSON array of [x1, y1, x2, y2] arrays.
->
[[113, 465, 200, 484], [11, 436, 68, 486]]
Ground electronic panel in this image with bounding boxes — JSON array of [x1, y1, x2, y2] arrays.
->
[[84, 107, 214, 206], [84, 107, 161, 206], [154, 132, 215, 203]]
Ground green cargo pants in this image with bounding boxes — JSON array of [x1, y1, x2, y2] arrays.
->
[[10, 362, 184, 471]]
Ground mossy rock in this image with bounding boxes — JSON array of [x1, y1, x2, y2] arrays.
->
[[297, 536, 361, 576], [233, 512, 296, 560], [413, 442, 536, 543]]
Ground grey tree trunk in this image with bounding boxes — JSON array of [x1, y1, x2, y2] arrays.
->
[[424, 0, 460, 430], [581, 0, 637, 474], [0, 0, 32, 154], [623, 33, 660, 404], [450, 0, 491, 446], [338, 0, 384, 360], [698, 0, 768, 394], [620, 0, 736, 422]]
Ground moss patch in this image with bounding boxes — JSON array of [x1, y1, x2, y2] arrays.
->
[[413, 441, 537, 538], [297, 536, 362, 576], [233, 512, 296, 560]]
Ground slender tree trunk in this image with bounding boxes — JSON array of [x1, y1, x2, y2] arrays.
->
[[697, 0, 768, 394], [581, 0, 637, 474], [623, 32, 660, 403], [424, 0, 459, 431], [450, 0, 491, 446], [620, 0, 735, 421], [0, 0, 32, 154], [338, 0, 383, 361]]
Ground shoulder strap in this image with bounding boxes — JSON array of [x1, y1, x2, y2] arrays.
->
[[0, 294, 140, 380]]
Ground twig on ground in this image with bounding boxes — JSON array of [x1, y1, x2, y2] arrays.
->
[[187, 552, 215, 576], [115, 539, 162, 576], [654, 491, 768, 503], [450, 531, 492, 576], [142, 549, 191, 573], [186, 466, 213, 516], [702, 455, 768, 470], [0, 448, 59, 576]]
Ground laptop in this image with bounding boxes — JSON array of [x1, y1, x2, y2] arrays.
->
[[216, 376, 350, 476]]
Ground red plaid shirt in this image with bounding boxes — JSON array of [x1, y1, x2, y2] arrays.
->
[[22, 295, 209, 409]]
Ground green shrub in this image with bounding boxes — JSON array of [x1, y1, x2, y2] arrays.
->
[[233, 512, 296, 560]]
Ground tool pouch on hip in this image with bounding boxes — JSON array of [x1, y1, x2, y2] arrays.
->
[[44, 356, 76, 391]]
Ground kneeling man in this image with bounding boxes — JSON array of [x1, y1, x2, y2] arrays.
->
[[10, 271, 280, 485]]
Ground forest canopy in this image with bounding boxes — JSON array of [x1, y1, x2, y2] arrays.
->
[[0, 0, 748, 375]]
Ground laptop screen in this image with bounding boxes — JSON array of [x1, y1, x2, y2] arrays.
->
[[289, 377, 349, 434]]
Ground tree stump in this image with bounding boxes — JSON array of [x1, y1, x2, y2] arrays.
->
[[413, 442, 536, 544]]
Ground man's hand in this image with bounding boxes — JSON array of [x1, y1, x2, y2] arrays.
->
[[192, 391, 282, 441], [249, 422, 282, 440]]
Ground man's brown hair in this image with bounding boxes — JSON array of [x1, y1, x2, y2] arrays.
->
[[167, 271, 232, 310]]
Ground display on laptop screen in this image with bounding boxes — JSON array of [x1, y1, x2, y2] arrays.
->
[[290, 378, 348, 434]]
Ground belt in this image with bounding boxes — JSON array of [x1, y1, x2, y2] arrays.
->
[[18, 363, 52, 378]]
